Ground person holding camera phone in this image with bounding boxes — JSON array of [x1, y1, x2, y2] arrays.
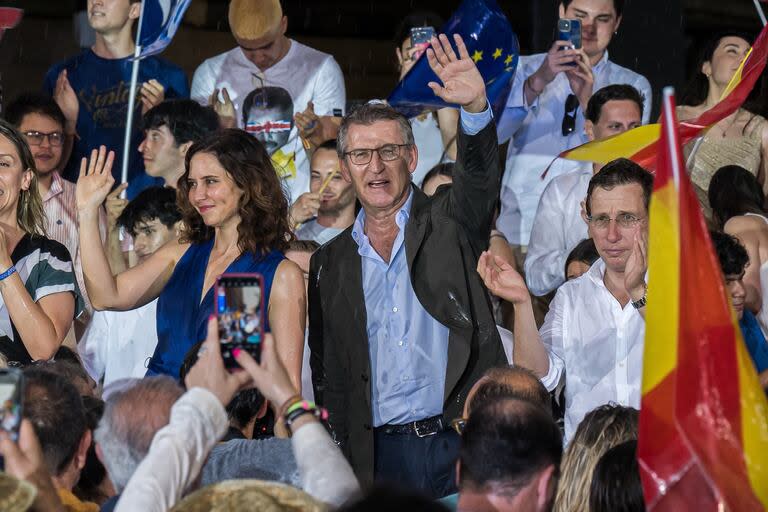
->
[[495, 0, 652, 273]]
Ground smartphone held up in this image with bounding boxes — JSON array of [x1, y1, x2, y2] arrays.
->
[[557, 18, 582, 66], [216, 273, 266, 369], [0, 368, 22, 441]]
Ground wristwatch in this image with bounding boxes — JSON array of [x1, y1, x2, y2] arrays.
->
[[631, 286, 647, 309]]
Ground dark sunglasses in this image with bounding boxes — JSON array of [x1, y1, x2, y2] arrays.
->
[[561, 94, 579, 136]]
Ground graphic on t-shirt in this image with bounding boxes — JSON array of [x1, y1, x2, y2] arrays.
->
[[241, 85, 294, 156], [78, 80, 140, 129]]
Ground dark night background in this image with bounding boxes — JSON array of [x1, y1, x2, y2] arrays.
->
[[1, 0, 767, 118]]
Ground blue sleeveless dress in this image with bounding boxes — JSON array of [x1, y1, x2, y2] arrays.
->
[[147, 239, 284, 378]]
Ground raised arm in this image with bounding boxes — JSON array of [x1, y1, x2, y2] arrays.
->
[[76, 146, 187, 311], [267, 259, 307, 392]]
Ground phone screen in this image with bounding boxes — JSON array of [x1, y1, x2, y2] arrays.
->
[[0, 370, 23, 441], [409, 26, 435, 62], [216, 274, 265, 368]]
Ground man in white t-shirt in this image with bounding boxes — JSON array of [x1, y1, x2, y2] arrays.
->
[[478, 159, 652, 440], [525, 84, 643, 296], [79, 187, 181, 386], [294, 140, 356, 245], [190, 0, 346, 204]]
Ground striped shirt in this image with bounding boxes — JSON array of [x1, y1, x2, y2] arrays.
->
[[0, 234, 84, 363], [41, 172, 106, 313]]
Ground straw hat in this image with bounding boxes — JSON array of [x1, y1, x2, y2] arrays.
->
[[170, 479, 327, 512], [228, 0, 283, 41], [0, 473, 36, 512]]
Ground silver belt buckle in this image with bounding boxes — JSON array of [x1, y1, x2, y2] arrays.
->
[[414, 419, 439, 438]]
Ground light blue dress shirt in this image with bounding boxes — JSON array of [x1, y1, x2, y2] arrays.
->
[[495, 51, 653, 245], [352, 105, 492, 427]]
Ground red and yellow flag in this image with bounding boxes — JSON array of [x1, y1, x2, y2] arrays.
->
[[561, 23, 768, 169], [638, 88, 768, 510]]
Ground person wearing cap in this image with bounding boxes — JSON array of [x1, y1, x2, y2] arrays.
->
[[190, 0, 346, 209]]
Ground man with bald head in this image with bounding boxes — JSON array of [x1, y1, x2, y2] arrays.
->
[[191, 0, 346, 207]]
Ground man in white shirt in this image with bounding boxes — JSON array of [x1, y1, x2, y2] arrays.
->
[[294, 140, 356, 245], [190, 0, 346, 205], [495, 0, 652, 256], [478, 159, 652, 440], [79, 187, 181, 386], [525, 84, 643, 296]]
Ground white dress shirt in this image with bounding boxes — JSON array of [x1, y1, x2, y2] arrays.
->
[[525, 165, 591, 296], [78, 300, 158, 386], [539, 259, 645, 441], [496, 52, 652, 246]]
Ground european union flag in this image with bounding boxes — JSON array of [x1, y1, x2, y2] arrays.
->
[[388, 0, 519, 119], [139, 0, 192, 59]]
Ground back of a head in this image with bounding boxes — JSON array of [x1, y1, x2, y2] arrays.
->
[[589, 440, 644, 512], [338, 486, 449, 512], [460, 398, 562, 501], [143, 99, 220, 146], [585, 159, 653, 217], [708, 165, 765, 228], [94, 376, 184, 492], [170, 479, 325, 512], [22, 367, 87, 476], [33, 355, 94, 397], [468, 366, 552, 417], [117, 186, 182, 236], [554, 404, 639, 512]]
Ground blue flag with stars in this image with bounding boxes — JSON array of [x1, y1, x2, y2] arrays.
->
[[387, 0, 519, 119]]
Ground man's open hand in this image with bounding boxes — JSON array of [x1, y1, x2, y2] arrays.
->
[[426, 33, 487, 113]]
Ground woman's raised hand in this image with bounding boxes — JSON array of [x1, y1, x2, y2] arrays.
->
[[76, 145, 116, 214]]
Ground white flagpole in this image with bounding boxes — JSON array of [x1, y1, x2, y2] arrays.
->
[[120, 0, 147, 186], [753, 0, 768, 26]]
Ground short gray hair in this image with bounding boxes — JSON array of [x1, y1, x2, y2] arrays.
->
[[337, 102, 415, 158], [94, 376, 184, 492]]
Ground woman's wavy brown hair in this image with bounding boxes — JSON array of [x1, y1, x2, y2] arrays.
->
[[177, 129, 293, 256]]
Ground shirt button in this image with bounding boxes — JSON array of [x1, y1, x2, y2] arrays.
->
[[392, 306, 398, 313], [402, 375, 408, 382]]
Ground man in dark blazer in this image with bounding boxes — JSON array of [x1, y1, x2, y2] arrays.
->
[[308, 34, 507, 497]]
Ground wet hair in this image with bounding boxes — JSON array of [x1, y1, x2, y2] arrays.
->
[[117, 186, 181, 237], [710, 230, 749, 276], [589, 440, 644, 512], [143, 99, 220, 146], [178, 129, 293, 256], [5, 93, 66, 130], [0, 119, 46, 237], [421, 162, 455, 190], [241, 86, 294, 127], [460, 398, 562, 498], [22, 367, 87, 475], [393, 11, 445, 46], [564, 238, 600, 278], [585, 158, 653, 217], [561, 0, 624, 18], [708, 165, 766, 229], [585, 84, 644, 124], [680, 31, 766, 115], [468, 366, 552, 417], [337, 103, 415, 158], [554, 404, 638, 512]]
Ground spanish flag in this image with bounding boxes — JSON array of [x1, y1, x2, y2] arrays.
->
[[638, 88, 768, 510], [561, 23, 768, 169]]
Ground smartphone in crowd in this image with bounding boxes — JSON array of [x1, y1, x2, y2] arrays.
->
[[558, 18, 582, 66], [215, 273, 265, 368], [0, 369, 23, 442], [409, 26, 436, 62]]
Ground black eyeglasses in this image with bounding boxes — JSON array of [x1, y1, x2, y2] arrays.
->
[[344, 144, 411, 165], [561, 94, 579, 136]]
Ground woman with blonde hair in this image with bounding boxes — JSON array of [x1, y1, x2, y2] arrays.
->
[[554, 404, 639, 512], [0, 119, 83, 363]]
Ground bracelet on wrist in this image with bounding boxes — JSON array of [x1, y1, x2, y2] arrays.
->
[[278, 394, 303, 419], [283, 401, 329, 434], [0, 264, 17, 281], [631, 284, 648, 309]]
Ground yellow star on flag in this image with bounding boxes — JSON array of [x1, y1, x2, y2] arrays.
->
[[492, 48, 503, 59], [504, 54, 513, 65], [472, 50, 483, 62]]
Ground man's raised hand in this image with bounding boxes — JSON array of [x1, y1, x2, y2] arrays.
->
[[426, 33, 487, 113]]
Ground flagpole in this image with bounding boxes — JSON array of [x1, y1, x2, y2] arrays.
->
[[120, 0, 147, 187], [753, 0, 767, 26]]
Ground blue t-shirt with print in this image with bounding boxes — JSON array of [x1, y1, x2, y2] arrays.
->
[[43, 50, 189, 199]]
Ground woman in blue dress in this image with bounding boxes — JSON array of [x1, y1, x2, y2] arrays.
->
[[75, 130, 305, 386]]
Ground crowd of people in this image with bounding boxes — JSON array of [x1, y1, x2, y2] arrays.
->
[[0, 0, 766, 510]]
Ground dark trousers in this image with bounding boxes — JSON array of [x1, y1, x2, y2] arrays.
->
[[373, 428, 461, 499]]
